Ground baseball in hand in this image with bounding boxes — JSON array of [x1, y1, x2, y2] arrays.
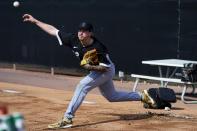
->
[[13, 1, 20, 8]]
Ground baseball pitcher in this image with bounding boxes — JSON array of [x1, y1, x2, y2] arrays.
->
[[23, 14, 156, 129]]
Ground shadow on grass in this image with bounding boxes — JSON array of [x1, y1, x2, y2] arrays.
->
[[44, 113, 153, 130], [71, 113, 153, 128], [171, 107, 184, 110], [44, 111, 194, 130]]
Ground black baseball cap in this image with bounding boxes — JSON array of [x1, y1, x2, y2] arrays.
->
[[78, 22, 94, 32]]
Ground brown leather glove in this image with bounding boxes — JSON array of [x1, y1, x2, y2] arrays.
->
[[80, 49, 99, 66]]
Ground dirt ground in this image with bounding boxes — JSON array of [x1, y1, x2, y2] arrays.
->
[[0, 69, 197, 131]]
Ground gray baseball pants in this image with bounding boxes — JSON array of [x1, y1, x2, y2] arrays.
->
[[64, 63, 141, 119]]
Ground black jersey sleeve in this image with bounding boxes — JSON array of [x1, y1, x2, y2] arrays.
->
[[95, 43, 111, 67], [56, 30, 77, 46]]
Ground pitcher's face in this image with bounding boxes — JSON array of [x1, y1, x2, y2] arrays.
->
[[78, 30, 92, 41]]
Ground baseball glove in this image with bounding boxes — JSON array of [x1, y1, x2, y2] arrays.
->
[[80, 49, 99, 66]]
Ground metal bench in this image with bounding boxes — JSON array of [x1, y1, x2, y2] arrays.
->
[[131, 74, 197, 104]]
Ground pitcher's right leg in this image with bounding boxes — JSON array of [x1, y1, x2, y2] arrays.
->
[[99, 79, 142, 102]]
